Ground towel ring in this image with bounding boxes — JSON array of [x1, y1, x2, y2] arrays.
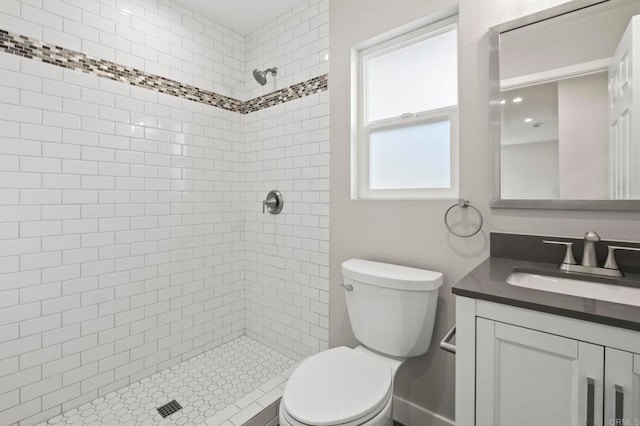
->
[[444, 199, 483, 238]]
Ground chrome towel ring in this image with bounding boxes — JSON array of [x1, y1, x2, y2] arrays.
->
[[444, 199, 483, 238]]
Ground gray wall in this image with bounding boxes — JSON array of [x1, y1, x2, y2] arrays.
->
[[502, 141, 559, 199], [329, 0, 640, 421]]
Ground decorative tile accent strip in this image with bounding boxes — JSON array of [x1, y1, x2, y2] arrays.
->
[[244, 74, 329, 113], [0, 29, 328, 114]]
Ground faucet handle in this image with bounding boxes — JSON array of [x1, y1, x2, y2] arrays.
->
[[543, 240, 578, 266], [543, 240, 578, 265], [603, 245, 640, 273]]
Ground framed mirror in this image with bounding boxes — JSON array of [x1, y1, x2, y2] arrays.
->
[[490, 0, 640, 210]]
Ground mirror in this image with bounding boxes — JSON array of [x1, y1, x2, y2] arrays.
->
[[490, 0, 640, 210]]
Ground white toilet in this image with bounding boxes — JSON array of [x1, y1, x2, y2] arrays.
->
[[279, 259, 443, 426]]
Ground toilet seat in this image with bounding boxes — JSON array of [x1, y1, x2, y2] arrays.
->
[[281, 347, 393, 426], [281, 396, 392, 426]]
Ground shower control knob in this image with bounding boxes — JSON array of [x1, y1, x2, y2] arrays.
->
[[262, 190, 283, 214]]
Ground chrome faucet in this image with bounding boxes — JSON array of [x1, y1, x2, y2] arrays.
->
[[581, 231, 600, 268], [544, 231, 640, 277]]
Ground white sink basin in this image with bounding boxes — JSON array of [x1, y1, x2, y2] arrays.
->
[[506, 272, 640, 308]]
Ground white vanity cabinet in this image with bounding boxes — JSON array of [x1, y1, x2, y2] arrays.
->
[[475, 319, 604, 426], [605, 349, 640, 424], [455, 297, 640, 426]]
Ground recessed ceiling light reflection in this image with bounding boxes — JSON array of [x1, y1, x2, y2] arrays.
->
[[500, 100, 506, 105], [513, 97, 523, 103], [524, 118, 532, 123]]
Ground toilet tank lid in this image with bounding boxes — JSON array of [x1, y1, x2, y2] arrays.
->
[[342, 259, 443, 291]]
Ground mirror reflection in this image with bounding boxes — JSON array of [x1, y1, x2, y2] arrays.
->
[[499, 0, 640, 200]]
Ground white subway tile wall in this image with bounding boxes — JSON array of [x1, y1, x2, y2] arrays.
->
[[0, 0, 330, 424], [0, 0, 245, 99], [244, 0, 329, 101], [243, 92, 330, 359], [0, 51, 245, 425], [242, 0, 330, 358]]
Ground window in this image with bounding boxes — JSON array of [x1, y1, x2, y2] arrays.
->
[[353, 18, 459, 199]]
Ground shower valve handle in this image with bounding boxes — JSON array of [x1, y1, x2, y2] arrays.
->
[[262, 198, 277, 214], [262, 190, 283, 214]]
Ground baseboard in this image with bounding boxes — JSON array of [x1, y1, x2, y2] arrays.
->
[[393, 396, 455, 426]]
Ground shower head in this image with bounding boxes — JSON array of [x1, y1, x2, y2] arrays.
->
[[253, 67, 278, 86]]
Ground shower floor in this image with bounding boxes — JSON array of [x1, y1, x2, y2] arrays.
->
[[39, 336, 297, 426]]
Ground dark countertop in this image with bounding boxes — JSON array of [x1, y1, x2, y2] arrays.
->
[[452, 257, 640, 331]]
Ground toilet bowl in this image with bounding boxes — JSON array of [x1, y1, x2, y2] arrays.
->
[[279, 346, 401, 426], [280, 259, 443, 426]]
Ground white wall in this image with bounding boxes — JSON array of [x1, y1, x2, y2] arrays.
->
[[501, 141, 559, 199], [558, 72, 609, 199], [500, 2, 640, 80], [0, 51, 245, 425], [243, 92, 330, 359], [243, 0, 329, 100], [330, 0, 640, 421], [243, 0, 331, 360], [0, 0, 328, 424], [0, 0, 245, 98]]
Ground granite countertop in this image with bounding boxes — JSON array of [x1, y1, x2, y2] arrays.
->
[[452, 257, 640, 331]]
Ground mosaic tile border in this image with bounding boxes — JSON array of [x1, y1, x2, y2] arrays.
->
[[244, 74, 328, 113], [0, 29, 328, 115]]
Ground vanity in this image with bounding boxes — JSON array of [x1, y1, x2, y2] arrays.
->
[[452, 0, 640, 422], [452, 233, 640, 426], [450, 0, 640, 422]]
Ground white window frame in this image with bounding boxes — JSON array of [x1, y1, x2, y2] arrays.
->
[[353, 17, 459, 200]]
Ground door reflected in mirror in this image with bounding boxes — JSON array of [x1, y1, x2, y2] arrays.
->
[[498, 0, 640, 201]]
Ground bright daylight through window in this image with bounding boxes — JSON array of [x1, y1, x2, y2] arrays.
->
[[354, 18, 459, 199]]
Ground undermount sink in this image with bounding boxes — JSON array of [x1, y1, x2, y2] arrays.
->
[[506, 271, 640, 308]]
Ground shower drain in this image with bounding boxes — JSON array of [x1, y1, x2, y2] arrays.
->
[[157, 400, 183, 418]]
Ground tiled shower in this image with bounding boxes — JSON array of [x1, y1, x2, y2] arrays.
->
[[0, 0, 329, 424]]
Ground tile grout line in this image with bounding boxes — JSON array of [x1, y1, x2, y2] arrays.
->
[[41, 335, 296, 426], [0, 28, 328, 115]]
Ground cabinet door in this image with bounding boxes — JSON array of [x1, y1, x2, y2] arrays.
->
[[476, 318, 604, 426], [604, 348, 640, 425]]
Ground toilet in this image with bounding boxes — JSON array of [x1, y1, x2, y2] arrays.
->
[[279, 259, 443, 426]]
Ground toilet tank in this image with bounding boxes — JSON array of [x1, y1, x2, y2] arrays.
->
[[342, 259, 443, 358]]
